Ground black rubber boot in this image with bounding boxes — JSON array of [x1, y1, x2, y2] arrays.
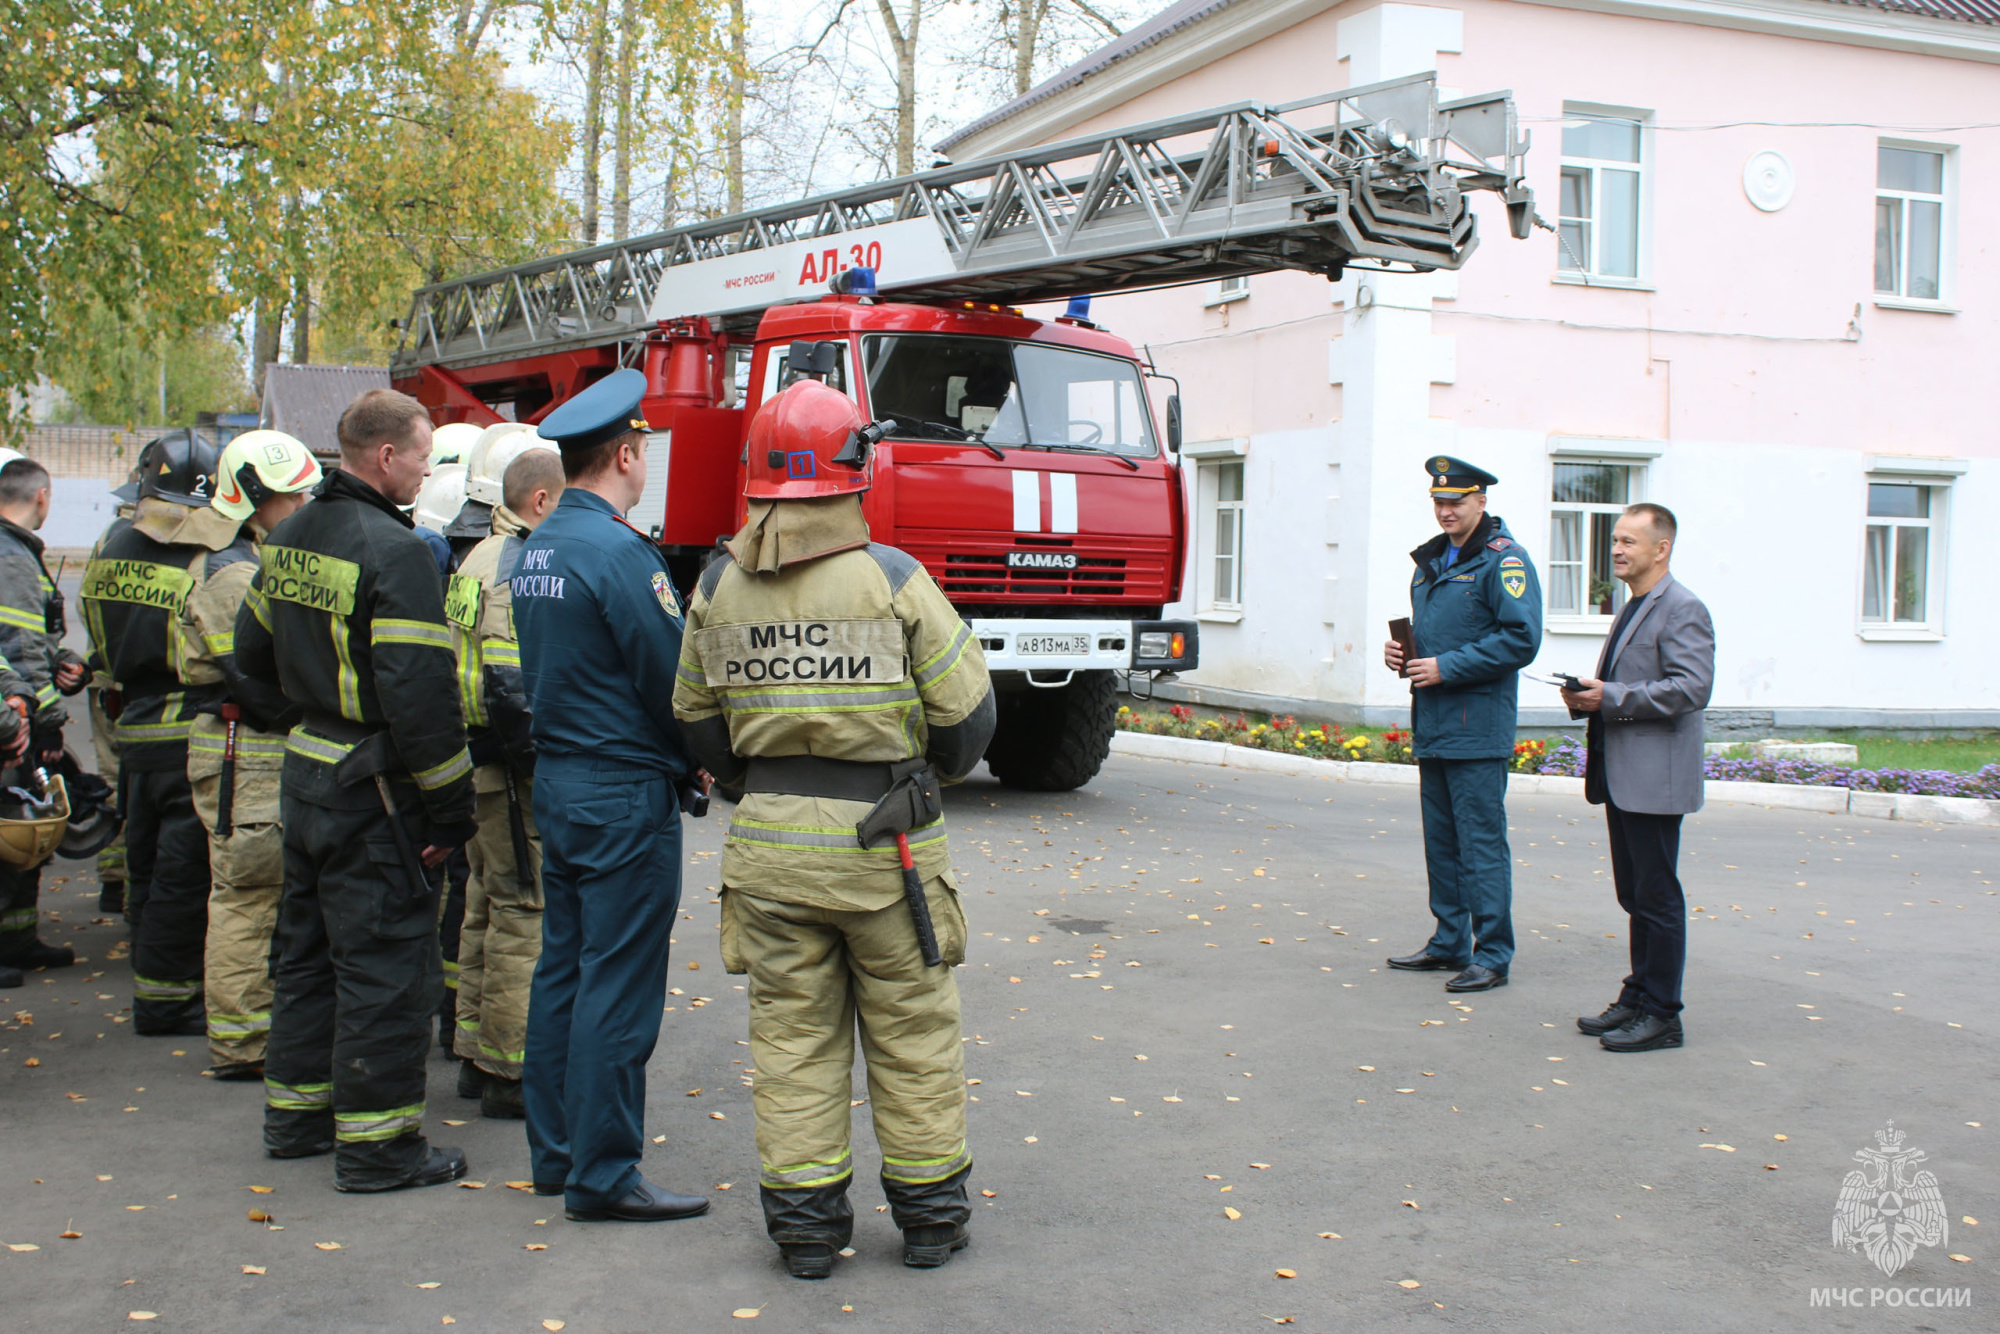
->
[[0, 964, 23, 989], [456, 1060, 485, 1099], [902, 1223, 970, 1268], [0, 939, 75, 971], [762, 1178, 854, 1277], [480, 1075, 525, 1120], [210, 1061, 264, 1082], [883, 1163, 973, 1267], [98, 882, 125, 915], [782, 1243, 837, 1279], [335, 1144, 469, 1193]]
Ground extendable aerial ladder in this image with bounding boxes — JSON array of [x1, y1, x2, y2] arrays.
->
[[390, 73, 1533, 376]]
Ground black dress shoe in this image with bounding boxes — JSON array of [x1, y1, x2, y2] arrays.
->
[[0, 964, 21, 989], [0, 939, 74, 970], [533, 1181, 564, 1197], [456, 1060, 486, 1099], [1577, 1003, 1641, 1036], [904, 1223, 970, 1268], [1600, 1012, 1683, 1052], [336, 1146, 470, 1193], [1386, 950, 1464, 971], [565, 1177, 711, 1222], [1444, 964, 1509, 992], [480, 1076, 525, 1120], [782, 1243, 837, 1279]]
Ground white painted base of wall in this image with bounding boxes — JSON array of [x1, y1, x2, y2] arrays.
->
[[1107, 732, 1995, 825]]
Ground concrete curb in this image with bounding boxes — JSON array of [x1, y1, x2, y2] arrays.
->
[[1108, 731, 1996, 826]]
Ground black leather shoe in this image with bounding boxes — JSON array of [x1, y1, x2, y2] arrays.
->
[[0, 939, 75, 970], [1445, 964, 1509, 992], [98, 883, 125, 915], [1386, 950, 1464, 971], [0, 964, 21, 989], [533, 1181, 564, 1197], [903, 1223, 970, 1268], [336, 1146, 470, 1193], [782, 1243, 837, 1279], [480, 1076, 525, 1120], [565, 1177, 711, 1222], [456, 1060, 486, 1099], [1577, 1003, 1641, 1036], [1600, 1012, 1683, 1052]]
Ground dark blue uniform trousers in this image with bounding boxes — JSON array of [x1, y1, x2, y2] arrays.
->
[[1417, 758, 1515, 969], [524, 764, 681, 1206]]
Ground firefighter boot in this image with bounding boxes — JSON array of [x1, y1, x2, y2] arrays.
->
[[335, 1141, 470, 1194], [0, 963, 22, 989], [886, 1164, 973, 1269], [99, 879, 125, 915], [1, 939, 76, 971], [456, 1059, 485, 1099], [762, 1178, 853, 1280], [480, 1075, 525, 1120]]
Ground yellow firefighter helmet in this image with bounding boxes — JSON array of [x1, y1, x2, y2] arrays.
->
[[0, 773, 69, 870]]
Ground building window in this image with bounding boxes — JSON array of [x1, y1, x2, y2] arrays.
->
[[1875, 143, 1949, 302], [1558, 109, 1646, 280], [1207, 460, 1245, 610], [1862, 481, 1940, 626], [1548, 460, 1639, 617], [1205, 274, 1250, 306]]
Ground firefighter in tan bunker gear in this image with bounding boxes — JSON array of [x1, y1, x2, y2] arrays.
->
[[446, 439, 564, 1120], [177, 431, 322, 1077], [672, 380, 996, 1281]]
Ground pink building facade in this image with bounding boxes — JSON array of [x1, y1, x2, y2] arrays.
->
[[944, 0, 2000, 730]]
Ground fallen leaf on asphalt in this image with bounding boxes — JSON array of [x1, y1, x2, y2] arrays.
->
[[459, 1181, 486, 1189], [543, 1322, 565, 1331], [505, 1182, 533, 1192], [1402, 1201, 1420, 1210], [128, 1313, 158, 1321], [709, 1112, 726, 1120], [248, 1186, 273, 1194], [1250, 1163, 1270, 1170], [125, 1206, 145, 1212], [686, 1089, 703, 1097], [1965, 1216, 1979, 1226], [1317, 1233, 1342, 1240], [1699, 1144, 1736, 1153], [23, 1058, 38, 1067], [59, 1230, 80, 1240], [314, 1242, 342, 1251], [1764, 1165, 1780, 1171], [1033, 909, 1049, 916], [1223, 1207, 1242, 1220], [687, 961, 699, 970], [1773, 1134, 1788, 1141], [1262, 1318, 1294, 1325], [1397, 1279, 1421, 1289], [1133, 1054, 1148, 1061], [523, 1244, 548, 1251], [442, 1319, 455, 1326], [732, 1309, 763, 1319], [1275, 1268, 1296, 1279], [97, 1176, 112, 1182], [1258, 938, 1275, 945], [241, 1265, 265, 1275], [980, 1190, 997, 1198], [441, 1120, 467, 1127], [1950, 1254, 1970, 1263], [247, 1210, 270, 1223], [7, 1243, 39, 1251], [1356, 1066, 1374, 1072], [413, 1282, 440, 1289], [652, 1135, 666, 1143]]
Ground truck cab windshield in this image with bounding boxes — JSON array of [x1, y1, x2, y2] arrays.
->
[[860, 334, 1158, 458]]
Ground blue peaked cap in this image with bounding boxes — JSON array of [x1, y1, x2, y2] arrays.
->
[[536, 367, 651, 453]]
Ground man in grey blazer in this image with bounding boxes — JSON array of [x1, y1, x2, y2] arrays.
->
[[1560, 503, 1714, 1053]]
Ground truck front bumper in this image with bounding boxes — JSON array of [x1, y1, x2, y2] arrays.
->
[[970, 618, 1199, 676]]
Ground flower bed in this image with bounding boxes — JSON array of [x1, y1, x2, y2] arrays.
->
[[1116, 708, 1999, 800]]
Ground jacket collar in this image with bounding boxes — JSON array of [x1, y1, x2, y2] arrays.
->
[[1602, 570, 1676, 673], [320, 468, 414, 527], [490, 503, 529, 539], [0, 516, 45, 558], [1411, 511, 1502, 571]]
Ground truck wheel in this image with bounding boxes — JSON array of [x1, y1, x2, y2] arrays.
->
[[985, 671, 1118, 792]]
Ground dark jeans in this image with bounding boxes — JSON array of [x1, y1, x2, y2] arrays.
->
[[1605, 800, 1686, 1017]]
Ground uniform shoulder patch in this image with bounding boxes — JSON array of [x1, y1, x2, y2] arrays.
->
[[1487, 537, 1513, 552], [650, 569, 683, 621]]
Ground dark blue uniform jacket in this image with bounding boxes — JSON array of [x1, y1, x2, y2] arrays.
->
[[1408, 513, 1543, 760], [511, 488, 693, 779]]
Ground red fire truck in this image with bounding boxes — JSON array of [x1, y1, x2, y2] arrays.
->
[[390, 74, 1533, 789]]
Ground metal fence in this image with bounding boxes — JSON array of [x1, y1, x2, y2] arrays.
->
[[19, 424, 167, 482]]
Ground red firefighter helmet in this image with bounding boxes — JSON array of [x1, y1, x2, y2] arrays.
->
[[744, 380, 889, 500]]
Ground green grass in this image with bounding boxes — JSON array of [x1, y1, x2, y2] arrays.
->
[[1822, 731, 2000, 773]]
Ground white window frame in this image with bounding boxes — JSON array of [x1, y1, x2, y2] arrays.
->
[[1184, 438, 1248, 622], [1554, 102, 1654, 291], [1204, 274, 1251, 307], [1858, 462, 1959, 641], [1874, 139, 1958, 313], [1543, 439, 1660, 635]]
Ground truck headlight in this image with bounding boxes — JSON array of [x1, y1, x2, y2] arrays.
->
[[1138, 631, 1186, 661]]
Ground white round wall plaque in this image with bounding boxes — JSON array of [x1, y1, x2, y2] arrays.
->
[[1743, 150, 1794, 212]]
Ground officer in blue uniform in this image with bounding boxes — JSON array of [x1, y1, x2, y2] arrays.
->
[[512, 368, 711, 1223], [1382, 456, 1542, 993]]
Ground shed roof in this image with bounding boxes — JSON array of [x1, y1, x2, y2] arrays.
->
[[259, 364, 390, 458], [936, 0, 1999, 153]]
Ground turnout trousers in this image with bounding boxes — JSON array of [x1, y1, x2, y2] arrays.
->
[[1417, 757, 1516, 970], [263, 790, 444, 1186], [454, 778, 543, 1080], [189, 716, 286, 1070], [726, 882, 972, 1247], [0, 863, 42, 959], [1605, 800, 1687, 1018], [89, 689, 127, 902], [126, 764, 212, 1033], [524, 764, 680, 1207]]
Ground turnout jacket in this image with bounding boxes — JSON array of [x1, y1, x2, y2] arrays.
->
[[672, 497, 994, 912], [175, 517, 301, 809], [0, 516, 82, 739], [444, 503, 534, 793], [1407, 512, 1543, 760], [80, 498, 243, 772], [234, 469, 474, 828]]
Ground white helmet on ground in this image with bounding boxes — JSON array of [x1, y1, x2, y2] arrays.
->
[[466, 422, 555, 507], [413, 463, 468, 532], [430, 421, 483, 468]]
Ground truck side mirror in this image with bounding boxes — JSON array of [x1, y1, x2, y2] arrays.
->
[[1165, 395, 1182, 454], [787, 340, 840, 381]]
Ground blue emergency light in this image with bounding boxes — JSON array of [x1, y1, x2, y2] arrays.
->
[[1065, 295, 1091, 321], [832, 266, 878, 297]]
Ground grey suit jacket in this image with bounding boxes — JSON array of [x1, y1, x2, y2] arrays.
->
[[1580, 572, 1715, 815]]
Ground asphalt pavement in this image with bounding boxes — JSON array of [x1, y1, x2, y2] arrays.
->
[[2, 753, 1993, 1333]]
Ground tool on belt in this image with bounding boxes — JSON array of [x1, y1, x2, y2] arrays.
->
[[216, 702, 241, 836], [502, 766, 534, 894], [334, 731, 432, 897], [743, 754, 946, 967]]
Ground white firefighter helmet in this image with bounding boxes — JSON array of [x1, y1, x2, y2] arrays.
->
[[0, 772, 69, 870], [465, 422, 555, 507], [430, 421, 483, 467], [0, 448, 25, 469], [413, 462, 469, 533], [211, 429, 322, 522]]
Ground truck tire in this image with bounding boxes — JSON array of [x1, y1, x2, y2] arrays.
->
[[985, 671, 1118, 792]]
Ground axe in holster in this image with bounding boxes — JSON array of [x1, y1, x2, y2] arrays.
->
[[503, 766, 534, 894], [854, 759, 945, 967], [216, 703, 241, 837], [334, 732, 430, 896]]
